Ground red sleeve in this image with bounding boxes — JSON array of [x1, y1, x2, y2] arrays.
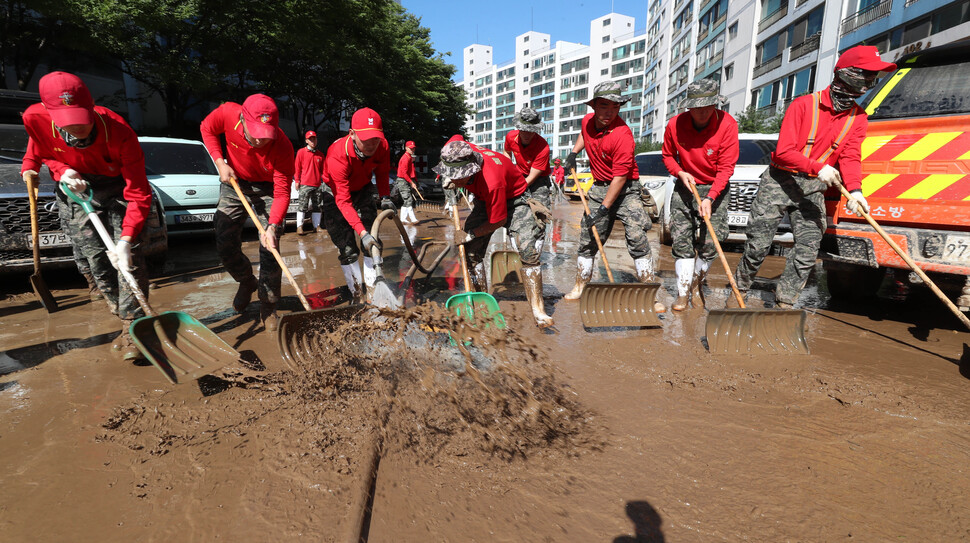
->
[[21, 137, 43, 174], [268, 137, 295, 225], [771, 97, 818, 176], [200, 105, 229, 162], [837, 113, 868, 192], [112, 120, 153, 239], [610, 126, 636, 179], [661, 119, 681, 176], [375, 143, 390, 198], [328, 150, 367, 234], [708, 115, 739, 201], [293, 148, 304, 184], [534, 142, 550, 173]]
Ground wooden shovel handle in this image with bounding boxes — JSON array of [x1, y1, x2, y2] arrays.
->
[[837, 184, 970, 331], [26, 183, 42, 271], [229, 177, 311, 311], [571, 169, 614, 283], [687, 182, 746, 309], [451, 205, 473, 293]]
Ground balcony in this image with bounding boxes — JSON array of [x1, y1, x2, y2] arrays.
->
[[758, 4, 788, 33], [795, 0, 810, 6], [789, 32, 821, 61], [752, 54, 782, 79], [841, 0, 891, 36]]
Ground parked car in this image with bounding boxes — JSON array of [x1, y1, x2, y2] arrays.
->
[[0, 163, 167, 272], [659, 133, 791, 246], [563, 168, 594, 198], [139, 136, 222, 230]]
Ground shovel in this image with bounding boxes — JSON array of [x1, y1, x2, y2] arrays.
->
[[445, 205, 506, 341], [489, 227, 522, 291], [688, 183, 809, 354], [26, 180, 58, 312], [63, 183, 239, 384], [837, 184, 970, 331], [572, 171, 662, 328]]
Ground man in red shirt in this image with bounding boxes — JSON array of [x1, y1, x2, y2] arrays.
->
[[433, 140, 553, 327], [731, 46, 895, 309], [504, 106, 553, 209], [552, 158, 566, 201], [201, 94, 295, 330], [662, 79, 739, 311], [293, 130, 325, 235], [20, 71, 153, 361], [395, 140, 419, 224], [319, 107, 394, 301], [562, 81, 665, 313]]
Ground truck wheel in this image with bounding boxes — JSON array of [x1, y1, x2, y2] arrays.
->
[[824, 263, 884, 300]]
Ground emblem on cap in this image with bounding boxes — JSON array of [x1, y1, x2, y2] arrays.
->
[[368, 118, 374, 126], [259, 114, 271, 124], [59, 92, 74, 106]]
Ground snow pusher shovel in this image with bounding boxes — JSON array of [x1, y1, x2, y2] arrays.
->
[[63, 184, 239, 384], [489, 227, 522, 291], [27, 181, 58, 312], [692, 183, 809, 354], [837, 184, 970, 332], [445, 205, 506, 342], [572, 171, 662, 328]]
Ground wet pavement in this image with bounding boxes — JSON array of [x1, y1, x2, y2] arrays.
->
[[2, 199, 969, 542]]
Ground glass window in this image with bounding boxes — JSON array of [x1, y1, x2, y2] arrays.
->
[[635, 153, 668, 176], [737, 139, 777, 166], [142, 143, 218, 176], [867, 60, 970, 119]]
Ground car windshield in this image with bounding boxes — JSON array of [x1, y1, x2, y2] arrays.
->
[[141, 142, 218, 176], [636, 154, 668, 176], [738, 139, 776, 166], [865, 62, 970, 119]]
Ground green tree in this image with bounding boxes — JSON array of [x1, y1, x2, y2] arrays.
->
[[635, 139, 662, 154], [0, 0, 74, 90], [735, 104, 782, 133]]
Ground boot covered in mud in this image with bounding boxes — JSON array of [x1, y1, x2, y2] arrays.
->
[[112, 320, 143, 362], [522, 266, 553, 327], [672, 258, 694, 311], [467, 260, 488, 292], [260, 302, 278, 332], [362, 256, 378, 290], [634, 257, 666, 314], [564, 256, 594, 301], [82, 272, 103, 301], [691, 258, 710, 310], [232, 275, 258, 313], [341, 262, 363, 302]]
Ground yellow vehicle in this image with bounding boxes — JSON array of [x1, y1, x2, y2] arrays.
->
[[563, 168, 594, 198]]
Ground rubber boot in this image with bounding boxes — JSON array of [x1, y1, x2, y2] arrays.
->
[[564, 256, 594, 300], [692, 258, 710, 309], [112, 320, 143, 362], [311, 212, 322, 233], [296, 212, 306, 235], [399, 207, 409, 224], [672, 258, 695, 312], [362, 256, 377, 290], [341, 263, 363, 302], [522, 266, 554, 327], [260, 301, 278, 332], [467, 261, 488, 292], [232, 275, 258, 313], [82, 272, 103, 301], [407, 206, 418, 224], [634, 257, 666, 314]]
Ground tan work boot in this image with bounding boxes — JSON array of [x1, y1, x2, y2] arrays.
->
[[522, 266, 554, 328], [564, 256, 594, 300], [112, 321, 143, 362], [297, 224, 306, 236], [672, 295, 690, 311], [260, 302, 278, 332], [82, 272, 103, 301], [691, 274, 707, 309], [233, 275, 259, 313]]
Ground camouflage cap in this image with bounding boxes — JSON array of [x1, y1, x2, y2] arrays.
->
[[514, 107, 543, 133], [433, 140, 483, 179], [679, 78, 725, 109], [585, 81, 632, 107]]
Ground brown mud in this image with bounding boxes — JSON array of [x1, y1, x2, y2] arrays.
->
[[2, 202, 970, 542]]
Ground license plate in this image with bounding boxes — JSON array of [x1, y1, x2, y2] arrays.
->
[[176, 213, 214, 224], [943, 234, 970, 263], [28, 232, 71, 249], [727, 212, 748, 226]]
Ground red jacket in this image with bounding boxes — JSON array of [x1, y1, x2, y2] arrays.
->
[[581, 113, 639, 183], [21, 104, 152, 239], [397, 152, 416, 182], [553, 165, 565, 184], [322, 134, 390, 234], [662, 110, 739, 201], [294, 146, 324, 187], [772, 88, 867, 191], [504, 130, 551, 177], [467, 145, 527, 224], [200, 102, 295, 224]]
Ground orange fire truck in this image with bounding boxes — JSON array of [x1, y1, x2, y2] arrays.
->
[[821, 41, 970, 312]]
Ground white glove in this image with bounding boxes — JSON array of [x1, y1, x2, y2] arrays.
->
[[441, 179, 456, 190], [817, 164, 842, 187], [61, 169, 88, 192], [846, 190, 870, 217], [107, 239, 133, 271]]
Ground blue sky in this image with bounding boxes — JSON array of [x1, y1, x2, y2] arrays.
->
[[402, 0, 651, 72]]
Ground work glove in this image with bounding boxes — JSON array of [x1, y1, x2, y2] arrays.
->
[[846, 190, 870, 217], [817, 164, 842, 187], [360, 232, 382, 254], [61, 169, 87, 192], [380, 196, 396, 211], [583, 204, 609, 227], [564, 152, 578, 174], [107, 239, 133, 272], [22, 170, 39, 195], [454, 228, 475, 245]]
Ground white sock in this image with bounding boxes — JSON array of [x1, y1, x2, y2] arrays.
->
[[311, 213, 321, 228], [675, 258, 695, 296]]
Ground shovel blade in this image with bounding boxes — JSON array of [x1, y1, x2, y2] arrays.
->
[[489, 250, 522, 291], [278, 305, 367, 369], [705, 309, 809, 355], [130, 311, 241, 384], [579, 282, 663, 328], [416, 200, 444, 213], [30, 273, 59, 313]]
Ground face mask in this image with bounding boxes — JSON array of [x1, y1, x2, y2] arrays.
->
[[57, 124, 97, 149], [830, 67, 879, 112]]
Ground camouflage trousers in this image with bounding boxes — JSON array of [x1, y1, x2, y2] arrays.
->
[[526, 176, 552, 211], [670, 183, 728, 261], [394, 177, 416, 207], [444, 187, 457, 206], [464, 192, 542, 267], [577, 181, 653, 260], [320, 183, 378, 265], [56, 176, 149, 320], [215, 179, 283, 304], [296, 184, 323, 213], [735, 166, 826, 305], [56, 197, 91, 277]]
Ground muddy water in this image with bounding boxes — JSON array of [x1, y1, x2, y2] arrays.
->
[[2, 202, 970, 542]]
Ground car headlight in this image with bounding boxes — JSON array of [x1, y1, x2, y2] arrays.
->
[[643, 181, 664, 190]]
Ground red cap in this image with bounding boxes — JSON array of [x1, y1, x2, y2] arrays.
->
[[39, 71, 95, 127], [305, 130, 316, 139], [405, 140, 416, 149], [835, 45, 897, 73], [351, 108, 384, 140], [241, 94, 279, 140]]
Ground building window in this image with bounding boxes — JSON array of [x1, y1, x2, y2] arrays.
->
[[603, 18, 611, 26], [469, 59, 474, 65], [469, 71, 474, 75], [469, 47, 474, 53], [523, 49, 529, 55], [524, 36, 530, 42], [602, 35, 610, 43], [602, 52, 609, 59], [601, 68, 609, 75], [724, 63, 734, 81], [729, 22, 738, 40]]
